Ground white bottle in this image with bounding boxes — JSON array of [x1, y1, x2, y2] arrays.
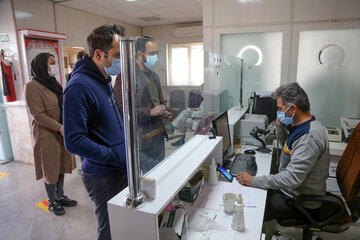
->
[[208, 158, 218, 186], [231, 194, 245, 231]]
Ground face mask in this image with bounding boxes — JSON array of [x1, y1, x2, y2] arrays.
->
[[103, 52, 121, 76], [48, 64, 58, 77], [143, 54, 158, 70], [277, 105, 295, 125]]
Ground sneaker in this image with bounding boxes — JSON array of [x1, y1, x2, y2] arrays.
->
[[166, 125, 175, 135], [78, 169, 82, 175], [171, 138, 185, 147], [57, 195, 77, 207], [48, 201, 65, 215]]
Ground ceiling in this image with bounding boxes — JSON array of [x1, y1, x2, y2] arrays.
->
[[55, 0, 203, 27]]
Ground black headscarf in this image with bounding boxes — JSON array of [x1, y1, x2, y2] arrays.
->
[[31, 53, 63, 124]]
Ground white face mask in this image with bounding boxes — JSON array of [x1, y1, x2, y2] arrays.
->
[[48, 64, 59, 77]]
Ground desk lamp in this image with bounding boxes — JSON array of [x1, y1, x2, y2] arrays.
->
[[250, 127, 271, 153]]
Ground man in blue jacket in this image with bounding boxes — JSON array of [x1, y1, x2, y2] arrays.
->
[[63, 24, 127, 240]]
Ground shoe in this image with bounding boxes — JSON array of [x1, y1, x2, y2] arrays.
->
[[166, 125, 175, 135], [171, 138, 185, 147], [57, 195, 77, 207], [48, 201, 65, 215], [78, 169, 82, 175]]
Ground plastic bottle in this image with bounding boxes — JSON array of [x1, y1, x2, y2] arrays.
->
[[208, 158, 218, 186], [231, 194, 245, 231]]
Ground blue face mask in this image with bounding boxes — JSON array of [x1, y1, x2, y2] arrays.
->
[[143, 54, 158, 70], [277, 106, 295, 125], [103, 52, 121, 76]]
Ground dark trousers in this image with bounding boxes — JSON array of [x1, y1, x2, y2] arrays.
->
[[139, 134, 165, 174], [44, 173, 64, 203], [82, 172, 127, 240], [264, 190, 320, 222]]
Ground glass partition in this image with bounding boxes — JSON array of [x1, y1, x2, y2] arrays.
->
[[122, 37, 242, 175], [297, 29, 360, 129], [220, 32, 283, 109], [203, 52, 242, 116]]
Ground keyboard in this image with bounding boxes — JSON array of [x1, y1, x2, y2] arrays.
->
[[229, 154, 258, 176]]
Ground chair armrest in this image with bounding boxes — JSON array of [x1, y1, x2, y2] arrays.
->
[[292, 194, 346, 227]]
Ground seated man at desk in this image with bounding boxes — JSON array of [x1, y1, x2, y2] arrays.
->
[[236, 82, 330, 221]]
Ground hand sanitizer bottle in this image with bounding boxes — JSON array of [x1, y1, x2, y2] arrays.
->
[[231, 194, 245, 231], [208, 158, 218, 186]]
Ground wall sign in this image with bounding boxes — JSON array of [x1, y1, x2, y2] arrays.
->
[[0, 34, 10, 43]]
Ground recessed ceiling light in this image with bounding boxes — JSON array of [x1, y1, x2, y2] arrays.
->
[[126, 0, 137, 2]]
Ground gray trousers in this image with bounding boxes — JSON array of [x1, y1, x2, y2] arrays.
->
[[82, 171, 127, 240], [44, 173, 64, 203]]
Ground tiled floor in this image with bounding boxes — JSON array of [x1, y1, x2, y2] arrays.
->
[[0, 158, 97, 240], [1, 136, 360, 240]]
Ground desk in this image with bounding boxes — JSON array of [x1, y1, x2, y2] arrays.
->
[[108, 136, 272, 240], [187, 148, 273, 239]]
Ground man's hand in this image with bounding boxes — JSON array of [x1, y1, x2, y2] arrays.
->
[[236, 172, 252, 186], [275, 118, 280, 126], [59, 125, 64, 136], [151, 105, 166, 117]]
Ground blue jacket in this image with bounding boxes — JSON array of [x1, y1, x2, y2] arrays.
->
[[63, 56, 126, 177]]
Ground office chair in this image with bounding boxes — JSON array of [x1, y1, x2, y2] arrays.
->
[[276, 123, 360, 240], [169, 90, 185, 119]]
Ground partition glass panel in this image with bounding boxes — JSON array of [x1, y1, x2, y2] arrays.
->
[[220, 32, 283, 109], [297, 29, 360, 129], [126, 37, 241, 175]]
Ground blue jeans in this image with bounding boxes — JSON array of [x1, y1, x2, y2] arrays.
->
[[82, 172, 127, 240]]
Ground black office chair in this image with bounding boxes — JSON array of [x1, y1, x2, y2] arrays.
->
[[276, 123, 360, 240], [169, 89, 185, 119]]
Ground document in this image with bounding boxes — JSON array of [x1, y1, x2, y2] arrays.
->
[[193, 181, 256, 211]]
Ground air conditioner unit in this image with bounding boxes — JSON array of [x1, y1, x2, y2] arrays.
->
[[174, 26, 203, 38]]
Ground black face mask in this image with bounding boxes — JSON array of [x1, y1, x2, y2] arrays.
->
[[31, 53, 63, 124]]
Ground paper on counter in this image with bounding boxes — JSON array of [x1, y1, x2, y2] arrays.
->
[[193, 181, 256, 210], [188, 212, 237, 240], [217, 181, 256, 208]]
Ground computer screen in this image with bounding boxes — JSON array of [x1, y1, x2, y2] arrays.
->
[[212, 111, 231, 159]]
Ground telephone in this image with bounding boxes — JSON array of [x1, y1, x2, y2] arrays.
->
[[341, 117, 360, 143]]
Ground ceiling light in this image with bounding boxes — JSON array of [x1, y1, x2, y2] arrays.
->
[[15, 11, 32, 19]]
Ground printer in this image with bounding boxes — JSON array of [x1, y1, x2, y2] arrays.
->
[[238, 114, 268, 147]]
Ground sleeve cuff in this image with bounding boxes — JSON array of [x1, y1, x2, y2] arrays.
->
[[252, 176, 266, 188]]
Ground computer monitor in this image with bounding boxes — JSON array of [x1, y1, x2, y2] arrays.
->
[[212, 111, 232, 160]]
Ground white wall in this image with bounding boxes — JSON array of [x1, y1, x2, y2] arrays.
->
[[142, 22, 203, 44], [0, 0, 25, 102], [13, 0, 141, 49], [203, 0, 360, 84]]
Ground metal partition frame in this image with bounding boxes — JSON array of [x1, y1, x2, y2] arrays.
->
[[119, 37, 146, 208]]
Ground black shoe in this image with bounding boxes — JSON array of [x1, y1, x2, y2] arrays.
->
[[171, 138, 185, 147], [48, 201, 65, 215], [57, 195, 77, 207]]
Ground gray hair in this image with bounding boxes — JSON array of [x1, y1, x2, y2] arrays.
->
[[272, 82, 310, 111]]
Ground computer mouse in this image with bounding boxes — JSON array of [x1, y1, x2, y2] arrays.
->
[[244, 149, 256, 155]]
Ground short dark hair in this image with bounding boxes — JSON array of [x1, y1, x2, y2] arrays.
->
[[272, 82, 310, 111], [87, 24, 125, 57], [77, 51, 88, 60], [135, 36, 155, 54]]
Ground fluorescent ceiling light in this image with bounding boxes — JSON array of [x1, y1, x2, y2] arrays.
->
[[15, 11, 32, 19]]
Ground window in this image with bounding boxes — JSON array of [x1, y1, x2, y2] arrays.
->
[[168, 43, 204, 86]]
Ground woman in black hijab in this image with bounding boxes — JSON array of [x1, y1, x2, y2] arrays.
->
[[25, 53, 76, 216]]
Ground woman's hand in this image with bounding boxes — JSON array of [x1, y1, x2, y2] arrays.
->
[[59, 125, 64, 136]]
